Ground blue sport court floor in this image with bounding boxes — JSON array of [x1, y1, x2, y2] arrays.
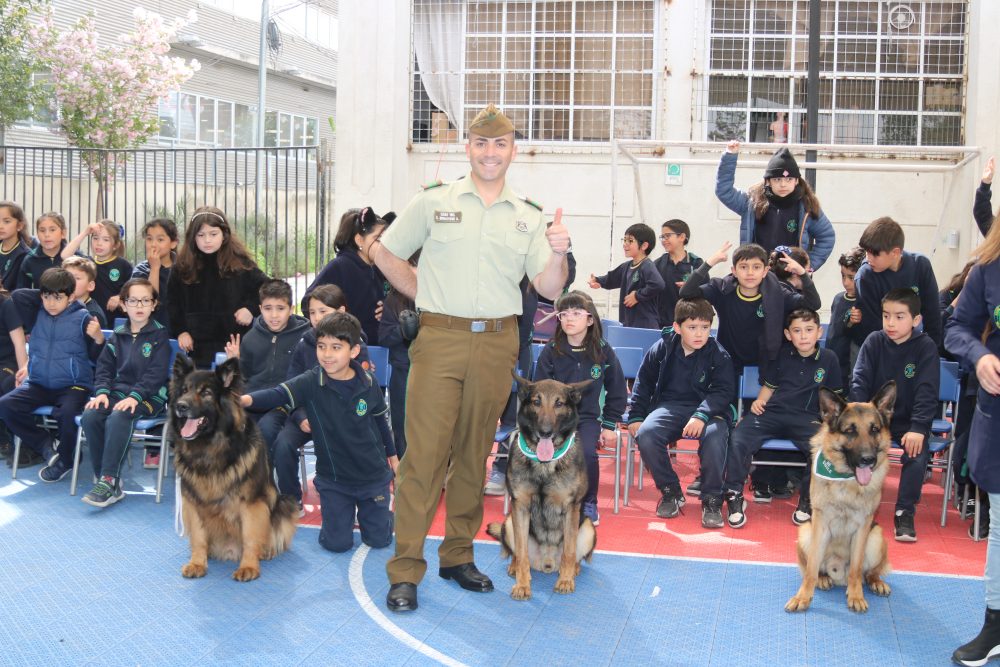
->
[[0, 462, 987, 666]]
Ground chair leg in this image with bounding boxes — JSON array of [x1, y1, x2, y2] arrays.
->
[[70, 428, 85, 496], [622, 432, 632, 507], [11, 436, 20, 480], [941, 443, 954, 528], [973, 488, 984, 542], [300, 444, 309, 497], [156, 431, 169, 504], [613, 436, 621, 515]]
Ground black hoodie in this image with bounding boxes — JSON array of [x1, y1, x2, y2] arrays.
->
[[239, 313, 311, 393]]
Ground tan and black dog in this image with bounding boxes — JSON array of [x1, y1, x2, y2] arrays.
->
[[785, 382, 896, 613], [486, 376, 596, 600], [171, 355, 298, 581]]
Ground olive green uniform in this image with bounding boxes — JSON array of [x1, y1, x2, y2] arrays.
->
[[381, 174, 550, 584]]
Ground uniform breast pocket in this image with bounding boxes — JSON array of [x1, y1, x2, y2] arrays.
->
[[429, 224, 466, 244], [504, 231, 530, 256]]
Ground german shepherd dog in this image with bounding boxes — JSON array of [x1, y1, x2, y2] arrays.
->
[[486, 376, 597, 600], [171, 355, 298, 581], [785, 382, 896, 613]]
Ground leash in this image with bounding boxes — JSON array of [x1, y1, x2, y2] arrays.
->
[[517, 432, 576, 462]]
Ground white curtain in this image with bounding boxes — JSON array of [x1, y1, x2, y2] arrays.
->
[[412, 0, 464, 130]]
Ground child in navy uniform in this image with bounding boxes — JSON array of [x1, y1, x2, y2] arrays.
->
[[0, 268, 104, 480], [378, 251, 420, 460], [534, 291, 627, 526], [851, 288, 940, 542], [853, 216, 942, 346], [653, 219, 703, 329], [132, 218, 179, 331], [0, 201, 31, 290], [62, 219, 133, 324], [80, 278, 170, 507], [17, 212, 69, 290], [588, 222, 665, 329], [827, 247, 865, 386], [628, 298, 736, 529], [242, 312, 397, 553], [62, 256, 108, 329], [724, 308, 842, 528]]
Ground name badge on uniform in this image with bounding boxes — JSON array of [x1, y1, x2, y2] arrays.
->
[[434, 210, 462, 223], [515, 220, 528, 232]]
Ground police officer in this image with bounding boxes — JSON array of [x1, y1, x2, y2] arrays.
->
[[374, 104, 570, 612]]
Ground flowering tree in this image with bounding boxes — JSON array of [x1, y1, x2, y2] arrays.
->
[[30, 7, 200, 193], [0, 0, 47, 147]]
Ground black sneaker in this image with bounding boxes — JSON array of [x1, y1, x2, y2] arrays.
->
[[701, 495, 724, 529], [792, 496, 811, 526], [726, 491, 748, 528], [686, 476, 702, 498], [39, 459, 72, 483], [82, 480, 124, 508], [969, 510, 990, 541], [656, 483, 685, 519], [751, 482, 772, 504], [770, 482, 793, 500], [894, 510, 917, 542]]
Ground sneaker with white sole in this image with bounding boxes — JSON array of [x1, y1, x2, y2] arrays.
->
[[39, 459, 73, 483], [701, 495, 724, 529], [894, 509, 917, 542], [726, 491, 748, 528], [483, 469, 506, 496], [751, 482, 772, 504], [792, 496, 811, 526], [686, 477, 702, 498], [82, 480, 124, 508], [656, 483, 685, 519]]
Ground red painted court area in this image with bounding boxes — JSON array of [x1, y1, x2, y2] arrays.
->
[[300, 447, 986, 578]]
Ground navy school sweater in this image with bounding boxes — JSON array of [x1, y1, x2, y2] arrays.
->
[[94, 320, 171, 412], [16, 241, 68, 290], [132, 260, 172, 330], [92, 256, 133, 324], [761, 343, 843, 416], [239, 313, 311, 394], [533, 338, 627, 430], [596, 257, 665, 329], [627, 330, 737, 425], [653, 250, 703, 328], [853, 251, 942, 346], [0, 240, 30, 291], [826, 291, 858, 382], [248, 361, 395, 485], [284, 327, 370, 425], [849, 330, 940, 438], [303, 249, 388, 346]]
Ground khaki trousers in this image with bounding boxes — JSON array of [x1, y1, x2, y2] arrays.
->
[[386, 314, 518, 585]]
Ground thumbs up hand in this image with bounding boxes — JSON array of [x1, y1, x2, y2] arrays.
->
[[545, 207, 570, 256]]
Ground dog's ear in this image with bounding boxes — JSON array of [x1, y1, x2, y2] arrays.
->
[[216, 357, 242, 391], [872, 381, 897, 423], [172, 352, 194, 382], [513, 371, 533, 402], [817, 387, 847, 425], [565, 379, 593, 406]]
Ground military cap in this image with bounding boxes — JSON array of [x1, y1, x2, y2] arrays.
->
[[468, 104, 515, 138]]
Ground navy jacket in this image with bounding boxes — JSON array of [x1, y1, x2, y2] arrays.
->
[[304, 249, 388, 346], [761, 343, 843, 416], [534, 338, 627, 430], [680, 262, 820, 366], [132, 260, 172, 330], [240, 313, 310, 393], [974, 182, 994, 236], [378, 290, 415, 372], [826, 291, 858, 383], [26, 300, 101, 390], [0, 240, 29, 291], [627, 330, 736, 425], [596, 257, 665, 329], [945, 258, 1000, 490], [285, 327, 370, 426], [248, 361, 395, 484], [90, 256, 133, 324], [850, 330, 940, 438], [653, 250, 703, 328], [0, 293, 17, 370], [94, 321, 171, 411], [853, 251, 942, 346], [16, 241, 67, 290]]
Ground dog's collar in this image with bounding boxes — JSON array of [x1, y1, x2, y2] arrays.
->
[[813, 451, 856, 482], [518, 432, 575, 462]]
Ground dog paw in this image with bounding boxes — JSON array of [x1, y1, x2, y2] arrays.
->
[[817, 575, 833, 591], [554, 577, 576, 594], [232, 565, 260, 582], [868, 579, 891, 597], [507, 562, 517, 578], [784, 595, 812, 612], [847, 594, 869, 613], [510, 584, 532, 601], [181, 562, 207, 578]]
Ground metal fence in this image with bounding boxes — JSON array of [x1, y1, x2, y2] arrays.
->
[[0, 143, 335, 280]]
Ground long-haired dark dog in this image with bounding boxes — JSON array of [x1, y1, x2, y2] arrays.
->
[[171, 355, 298, 581], [486, 376, 596, 600], [785, 382, 896, 613]]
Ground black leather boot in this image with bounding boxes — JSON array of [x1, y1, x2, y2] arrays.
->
[[953, 608, 1000, 665]]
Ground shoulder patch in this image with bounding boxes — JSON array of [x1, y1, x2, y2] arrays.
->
[[521, 196, 543, 211], [422, 180, 444, 191]]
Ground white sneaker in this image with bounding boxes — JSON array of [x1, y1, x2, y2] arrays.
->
[[484, 469, 506, 496]]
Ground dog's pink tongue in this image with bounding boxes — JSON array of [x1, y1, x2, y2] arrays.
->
[[180, 418, 200, 439], [856, 465, 873, 486], [536, 437, 555, 462]]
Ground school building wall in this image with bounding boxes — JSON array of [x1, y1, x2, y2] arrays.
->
[[335, 0, 1000, 320]]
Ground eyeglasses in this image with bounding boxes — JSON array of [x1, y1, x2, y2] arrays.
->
[[557, 310, 591, 321], [124, 297, 154, 307], [659, 232, 681, 240]]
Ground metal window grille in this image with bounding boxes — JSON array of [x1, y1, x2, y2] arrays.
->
[[411, 0, 657, 143], [698, 0, 968, 146]]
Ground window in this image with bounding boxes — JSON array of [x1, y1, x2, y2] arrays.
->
[[157, 93, 318, 148], [16, 72, 58, 129], [701, 0, 967, 146], [202, 0, 338, 50], [411, 0, 657, 143]]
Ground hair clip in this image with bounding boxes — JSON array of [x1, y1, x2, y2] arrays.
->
[[118, 224, 126, 239], [774, 245, 793, 255]]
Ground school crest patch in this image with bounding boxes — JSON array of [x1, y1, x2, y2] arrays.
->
[[814, 368, 826, 383], [993, 304, 1000, 330], [698, 371, 707, 384], [631, 272, 640, 284], [911, 285, 919, 295], [756, 304, 765, 318], [141, 342, 153, 358], [786, 219, 798, 233], [356, 398, 368, 416], [158, 387, 168, 400], [904, 363, 916, 379], [590, 364, 602, 380], [109, 268, 121, 281]]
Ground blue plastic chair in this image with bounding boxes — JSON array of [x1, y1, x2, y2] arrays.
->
[[740, 366, 809, 468], [606, 326, 662, 353]]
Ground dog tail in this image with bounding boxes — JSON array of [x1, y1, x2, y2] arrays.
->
[[485, 522, 503, 542], [270, 494, 299, 554]]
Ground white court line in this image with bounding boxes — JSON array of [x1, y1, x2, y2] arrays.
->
[[348, 545, 470, 667]]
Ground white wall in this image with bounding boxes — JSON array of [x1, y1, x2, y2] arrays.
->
[[336, 0, 999, 319]]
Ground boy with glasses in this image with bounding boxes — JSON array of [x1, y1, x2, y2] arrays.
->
[[588, 222, 665, 329], [653, 219, 703, 329]]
